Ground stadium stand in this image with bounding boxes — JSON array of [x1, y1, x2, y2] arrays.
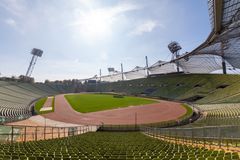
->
[[186, 103, 240, 126], [87, 74, 240, 104], [0, 132, 239, 160], [1, 0, 240, 159], [0, 81, 72, 123]]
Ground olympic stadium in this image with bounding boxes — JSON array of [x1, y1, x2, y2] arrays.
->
[[0, 0, 240, 160]]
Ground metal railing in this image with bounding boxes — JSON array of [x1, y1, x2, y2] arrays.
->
[[0, 125, 99, 144], [141, 125, 240, 150]]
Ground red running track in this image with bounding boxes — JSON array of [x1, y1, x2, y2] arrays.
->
[[43, 94, 186, 125]]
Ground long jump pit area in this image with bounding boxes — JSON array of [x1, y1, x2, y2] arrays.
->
[[41, 94, 187, 126]]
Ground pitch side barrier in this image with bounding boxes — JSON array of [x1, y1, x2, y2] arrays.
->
[[141, 125, 240, 151], [0, 124, 100, 144], [97, 115, 197, 132]]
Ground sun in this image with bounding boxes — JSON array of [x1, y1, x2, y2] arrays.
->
[[73, 9, 114, 41]]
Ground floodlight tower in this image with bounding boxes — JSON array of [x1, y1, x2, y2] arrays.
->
[[25, 48, 43, 77], [168, 41, 182, 72], [145, 56, 149, 76]]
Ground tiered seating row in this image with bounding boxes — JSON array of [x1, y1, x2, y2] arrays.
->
[[186, 103, 240, 126], [0, 132, 239, 160], [0, 81, 71, 122], [0, 106, 29, 117]]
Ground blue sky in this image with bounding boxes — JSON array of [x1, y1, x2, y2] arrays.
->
[[0, 0, 211, 82]]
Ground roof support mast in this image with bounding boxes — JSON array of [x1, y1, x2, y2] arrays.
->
[[221, 42, 227, 74], [213, 0, 226, 74], [121, 63, 124, 81], [99, 69, 102, 82], [145, 56, 149, 76]]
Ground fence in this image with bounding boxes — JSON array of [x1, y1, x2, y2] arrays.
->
[[0, 125, 99, 144], [98, 124, 140, 131], [141, 125, 240, 150]]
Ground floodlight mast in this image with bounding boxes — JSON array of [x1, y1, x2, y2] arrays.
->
[[221, 42, 227, 74], [145, 56, 149, 76], [168, 41, 182, 72], [121, 63, 124, 81], [25, 48, 43, 77], [99, 69, 102, 82]]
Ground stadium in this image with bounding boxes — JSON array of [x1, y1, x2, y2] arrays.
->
[[0, 0, 240, 160]]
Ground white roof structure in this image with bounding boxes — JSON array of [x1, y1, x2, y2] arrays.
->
[[148, 61, 177, 75], [86, 0, 240, 82], [124, 66, 146, 80]]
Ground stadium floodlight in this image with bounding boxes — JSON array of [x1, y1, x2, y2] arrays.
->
[[108, 68, 115, 72], [31, 48, 43, 57], [168, 41, 182, 58], [168, 41, 182, 72], [108, 67, 116, 75], [25, 48, 43, 77]]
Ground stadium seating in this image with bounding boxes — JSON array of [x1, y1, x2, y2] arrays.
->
[[183, 103, 240, 127], [85, 74, 240, 128], [91, 74, 240, 104], [32, 83, 59, 95], [0, 132, 239, 160], [45, 83, 75, 94], [0, 81, 72, 123]]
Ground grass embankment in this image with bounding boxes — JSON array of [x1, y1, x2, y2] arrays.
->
[[35, 97, 55, 114], [64, 93, 157, 113], [179, 104, 193, 120]]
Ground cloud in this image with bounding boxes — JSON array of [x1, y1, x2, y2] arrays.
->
[[130, 20, 162, 36], [0, 0, 27, 17], [0, 0, 37, 34], [5, 18, 17, 27], [4, 17, 26, 34]]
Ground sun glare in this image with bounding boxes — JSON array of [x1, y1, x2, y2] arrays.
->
[[76, 9, 114, 41]]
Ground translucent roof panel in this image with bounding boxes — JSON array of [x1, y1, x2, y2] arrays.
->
[[208, 0, 240, 29], [223, 37, 240, 68], [101, 76, 112, 82], [197, 42, 222, 55], [177, 54, 223, 73], [111, 74, 123, 82], [222, 0, 240, 27], [208, 0, 215, 29], [150, 60, 167, 67], [186, 0, 240, 70], [148, 63, 177, 75], [124, 69, 146, 80]]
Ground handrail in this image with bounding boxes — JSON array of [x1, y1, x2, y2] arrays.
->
[[0, 124, 101, 144]]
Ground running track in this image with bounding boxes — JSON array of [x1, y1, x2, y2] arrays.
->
[[43, 94, 186, 125]]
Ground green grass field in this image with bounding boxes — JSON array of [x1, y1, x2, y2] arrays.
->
[[35, 97, 55, 114], [64, 93, 157, 113]]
